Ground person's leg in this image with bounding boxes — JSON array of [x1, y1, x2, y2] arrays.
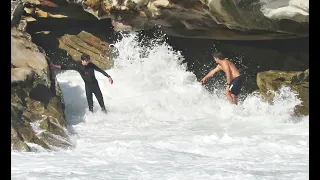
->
[[225, 88, 234, 104], [231, 94, 238, 105], [229, 76, 244, 105], [92, 84, 106, 112], [85, 85, 94, 112]]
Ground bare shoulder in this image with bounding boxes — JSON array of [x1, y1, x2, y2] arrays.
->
[[216, 64, 223, 69], [219, 60, 229, 68]]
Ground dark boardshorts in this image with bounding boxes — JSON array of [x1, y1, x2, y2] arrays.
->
[[229, 75, 243, 96]]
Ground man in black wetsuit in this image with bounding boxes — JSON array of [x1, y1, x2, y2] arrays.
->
[[50, 54, 114, 113]]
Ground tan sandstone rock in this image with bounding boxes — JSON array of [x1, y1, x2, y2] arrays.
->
[[58, 31, 114, 70], [256, 70, 309, 116]]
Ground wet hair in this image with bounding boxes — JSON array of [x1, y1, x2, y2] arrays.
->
[[81, 54, 90, 61], [212, 51, 226, 60]]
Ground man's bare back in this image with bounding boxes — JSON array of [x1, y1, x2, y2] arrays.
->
[[219, 59, 241, 80]]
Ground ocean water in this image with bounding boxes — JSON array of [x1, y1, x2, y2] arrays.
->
[[11, 33, 309, 180]]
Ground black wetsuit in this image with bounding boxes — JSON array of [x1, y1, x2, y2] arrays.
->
[[61, 61, 110, 112]]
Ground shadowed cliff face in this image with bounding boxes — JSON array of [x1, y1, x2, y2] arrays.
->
[[13, 0, 308, 40], [138, 29, 309, 94]]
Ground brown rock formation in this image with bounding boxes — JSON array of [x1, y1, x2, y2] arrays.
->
[[11, 28, 73, 152]]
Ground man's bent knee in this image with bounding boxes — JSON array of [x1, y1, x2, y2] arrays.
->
[[231, 94, 238, 104]]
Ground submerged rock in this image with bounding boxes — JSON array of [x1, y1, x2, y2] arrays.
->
[[256, 70, 309, 116], [11, 27, 73, 152]]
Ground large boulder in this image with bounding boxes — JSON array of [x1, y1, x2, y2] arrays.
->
[[256, 69, 309, 116], [11, 28, 73, 152], [58, 31, 114, 69]]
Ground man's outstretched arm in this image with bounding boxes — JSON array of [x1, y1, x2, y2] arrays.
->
[[92, 63, 113, 84], [50, 62, 77, 71], [92, 64, 110, 77], [201, 65, 222, 83]]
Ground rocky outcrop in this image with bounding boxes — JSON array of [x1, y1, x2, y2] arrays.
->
[[11, 0, 100, 31], [68, 0, 308, 40], [11, 28, 73, 152], [58, 31, 114, 69], [256, 69, 309, 116], [12, 0, 308, 40]]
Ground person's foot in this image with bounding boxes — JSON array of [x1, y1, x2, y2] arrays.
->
[[89, 107, 93, 112], [101, 107, 107, 113]]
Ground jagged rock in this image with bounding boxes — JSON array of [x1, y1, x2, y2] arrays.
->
[[11, 0, 99, 31], [58, 31, 114, 69], [11, 28, 72, 152], [256, 70, 309, 116]]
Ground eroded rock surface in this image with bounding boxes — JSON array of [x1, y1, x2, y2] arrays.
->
[[256, 69, 309, 116], [12, 0, 309, 40], [11, 28, 73, 152], [69, 0, 309, 40]]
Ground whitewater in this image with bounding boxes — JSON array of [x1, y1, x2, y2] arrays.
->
[[11, 33, 309, 180]]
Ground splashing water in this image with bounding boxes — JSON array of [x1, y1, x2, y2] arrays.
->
[[11, 33, 309, 180]]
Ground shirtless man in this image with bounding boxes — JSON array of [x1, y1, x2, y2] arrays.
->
[[201, 51, 243, 105]]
